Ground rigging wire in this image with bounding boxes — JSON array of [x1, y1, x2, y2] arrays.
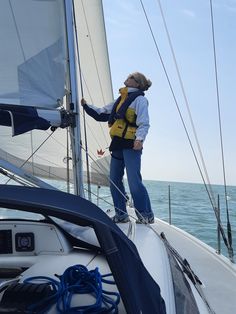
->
[[69, 130, 134, 216], [77, 71, 110, 148], [139, 0, 231, 252], [7, 1, 111, 204], [72, 0, 112, 198], [7, 2, 72, 186], [139, 1, 214, 205], [209, 0, 234, 261], [78, 110, 110, 169], [79, 141, 150, 222], [64, 129, 150, 222], [2, 128, 79, 186], [72, 0, 92, 201], [4, 131, 56, 185], [8, 0, 26, 62], [79, 144, 128, 200], [9, 0, 36, 181], [154, 0, 216, 206]]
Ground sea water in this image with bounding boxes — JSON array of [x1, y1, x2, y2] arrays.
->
[[1, 178, 235, 259], [91, 180, 236, 258]]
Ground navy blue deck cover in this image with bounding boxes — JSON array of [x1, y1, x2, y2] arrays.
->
[[0, 185, 166, 314]]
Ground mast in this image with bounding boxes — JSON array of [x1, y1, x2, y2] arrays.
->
[[64, 0, 84, 196]]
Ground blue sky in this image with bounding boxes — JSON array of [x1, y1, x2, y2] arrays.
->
[[102, 0, 236, 186]]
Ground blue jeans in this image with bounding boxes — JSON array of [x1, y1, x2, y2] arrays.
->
[[110, 149, 154, 220]]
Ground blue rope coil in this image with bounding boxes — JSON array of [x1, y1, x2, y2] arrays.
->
[[24, 264, 120, 313]]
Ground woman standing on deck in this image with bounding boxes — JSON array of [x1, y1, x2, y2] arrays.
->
[[81, 72, 154, 224]]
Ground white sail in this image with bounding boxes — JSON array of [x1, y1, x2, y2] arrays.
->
[[0, 0, 70, 185], [0, 0, 67, 108], [0, 0, 113, 189], [74, 0, 113, 187], [0, 128, 72, 183]]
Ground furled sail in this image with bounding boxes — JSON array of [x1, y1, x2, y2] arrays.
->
[[0, 0, 113, 189]]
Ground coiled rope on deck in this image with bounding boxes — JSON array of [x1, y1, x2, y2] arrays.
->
[[24, 264, 120, 313]]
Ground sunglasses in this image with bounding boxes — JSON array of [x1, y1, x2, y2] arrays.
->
[[128, 75, 139, 84]]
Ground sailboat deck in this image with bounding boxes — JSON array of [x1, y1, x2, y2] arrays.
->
[[150, 218, 236, 314]]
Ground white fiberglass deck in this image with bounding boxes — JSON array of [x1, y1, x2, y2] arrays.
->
[[150, 218, 236, 314]]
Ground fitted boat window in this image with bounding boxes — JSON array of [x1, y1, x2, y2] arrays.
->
[[0, 207, 43, 221]]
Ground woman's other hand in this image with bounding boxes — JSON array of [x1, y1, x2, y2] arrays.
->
[[133, 140, 143, 150]]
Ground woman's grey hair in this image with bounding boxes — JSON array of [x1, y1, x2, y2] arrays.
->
[[131, 72, 152, 91]]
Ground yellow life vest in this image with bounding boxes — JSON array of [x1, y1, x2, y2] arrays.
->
[[109, 108, 137, 140], [109, 87, 137, 140]]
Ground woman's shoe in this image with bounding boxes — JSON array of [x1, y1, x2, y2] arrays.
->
[[112, 215, 130, 223], [136, 217, 154, 224]]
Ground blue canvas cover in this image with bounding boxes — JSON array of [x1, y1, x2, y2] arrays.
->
[[0, 104, 50, 135], [0, 185, 166, 314]]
